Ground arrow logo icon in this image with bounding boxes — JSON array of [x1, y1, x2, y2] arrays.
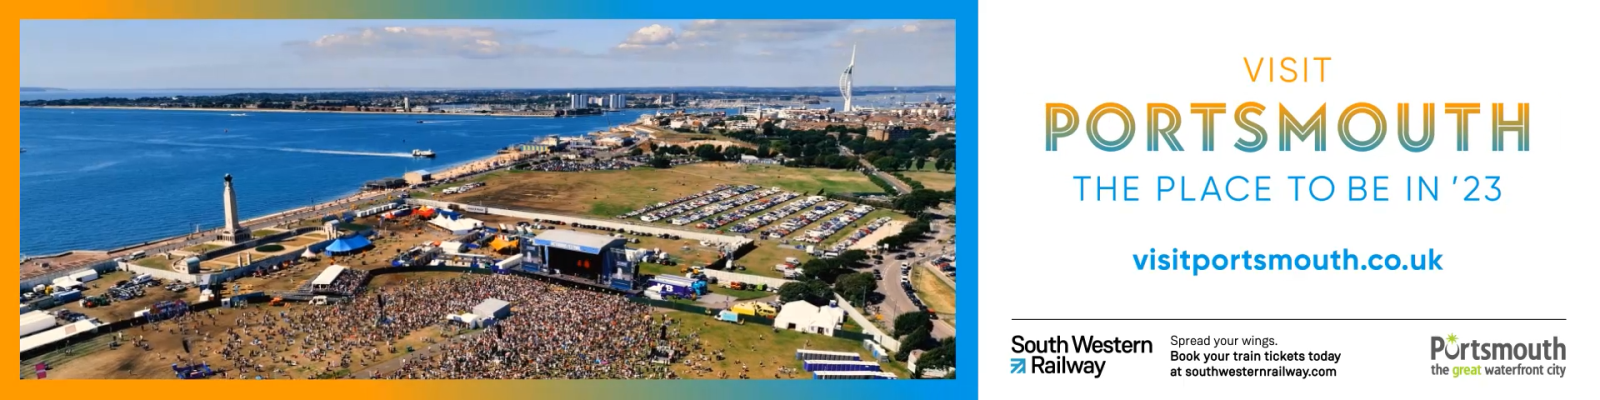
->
[[1010, 358, 1026, 374]]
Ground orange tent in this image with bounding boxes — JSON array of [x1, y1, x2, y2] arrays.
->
[[490, 236, 520, 252], [415, 207, 437, 219]]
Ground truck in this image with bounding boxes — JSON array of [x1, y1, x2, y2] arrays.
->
[[51, 277, 82, 291], [51, 289, 83, 303], [147, 300, 189, 321], [21, 311, 56, 337], [69, 269, 100, 283], [648, 275, 707, 298], [730, 302, 778, 318], [80, 296, 111, 308]]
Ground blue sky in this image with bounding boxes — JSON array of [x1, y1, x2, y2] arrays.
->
[[21, 20, 954, 89]]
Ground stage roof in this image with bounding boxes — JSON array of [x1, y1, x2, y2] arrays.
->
[[532, 230, 622, 255], [311, 265, 348, 286]]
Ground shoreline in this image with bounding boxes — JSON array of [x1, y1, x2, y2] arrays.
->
[[22, 105, 621, 118], [19, 131, 534, 279]]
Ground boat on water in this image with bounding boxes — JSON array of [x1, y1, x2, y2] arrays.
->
[[230, 113, 248, 117], [412, 149, 437, 158]]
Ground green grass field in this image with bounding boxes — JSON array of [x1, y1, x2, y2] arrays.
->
[[901, 171, 956, 191], [911, 267, 956, 316], [183, 243, 225, 253], [708, 286, 773, 301], [132, 257, 168, 269], [447, 163, 879, 217], [663, 310, 907, 379], [587, 201, 636, 217], [638, 262, 679, 278], [734, 244, 810, 280]]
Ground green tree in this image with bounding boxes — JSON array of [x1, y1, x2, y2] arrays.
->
[[695, 144, 721, 161], [913, 337, 956, 377], [650, 156, 672, 169], [722, 145, 745, 160], [801, 258, 848, 283], [915, 157, 928, 170], [895, 325, 933, 361], [834, 272, 876, 307], [838, 250, 869, 266], [778, 279, 835, 306], [894, 189, 947, 216], [628, 147, 644, 157], [873, 156, 901, 172], [894, 311, 933, 336]]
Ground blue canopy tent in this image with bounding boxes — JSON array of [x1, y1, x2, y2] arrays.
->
[[324, 235, 373, 256]]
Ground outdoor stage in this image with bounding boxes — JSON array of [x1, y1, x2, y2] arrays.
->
[[522, 229, 639, 292]]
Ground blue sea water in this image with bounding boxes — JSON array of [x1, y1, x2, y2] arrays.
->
[[20, 107, 652, 255], [21, 89, 333, 102]]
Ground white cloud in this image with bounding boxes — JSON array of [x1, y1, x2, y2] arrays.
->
[[287, 26, 570, 59], [831, 20, 955, 63], [612, 19, 855, 58], [621, 24, 677, 47], [677, 20, 853, 43], [836, 20, 954, 46]]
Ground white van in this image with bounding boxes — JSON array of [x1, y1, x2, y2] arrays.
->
[[129, 250, 148, 260]]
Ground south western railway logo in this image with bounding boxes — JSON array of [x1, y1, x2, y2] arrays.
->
[[1011, 335, 1154, 378]]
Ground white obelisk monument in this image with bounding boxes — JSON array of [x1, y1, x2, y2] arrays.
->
[[220, 174, 251, 244]]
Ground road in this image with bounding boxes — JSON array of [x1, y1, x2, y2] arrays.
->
[[839, 145, 913, 194], [870, 208, 956, 340]]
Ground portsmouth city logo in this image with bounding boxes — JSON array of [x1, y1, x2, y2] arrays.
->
[[1429, 333, 1568, 378]]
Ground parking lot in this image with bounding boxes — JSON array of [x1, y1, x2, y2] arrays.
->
[[25, 270, 198, 324]]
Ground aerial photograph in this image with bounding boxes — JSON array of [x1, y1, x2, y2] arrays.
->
[[19, 19, 956, 380]]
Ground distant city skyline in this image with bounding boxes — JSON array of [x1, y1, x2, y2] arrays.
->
[[21, 19, 954, 89]]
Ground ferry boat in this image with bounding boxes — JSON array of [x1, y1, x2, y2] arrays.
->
[[412, 149, 437, 158]]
